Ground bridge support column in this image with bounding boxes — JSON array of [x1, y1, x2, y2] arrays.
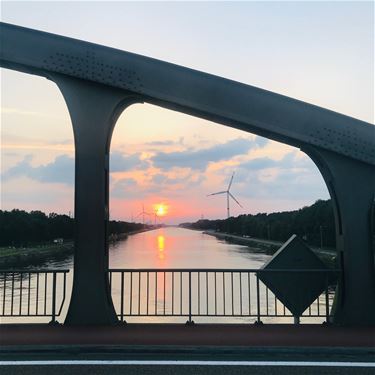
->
[[51, 75, 140, 325], [305, 148, 375, 326]]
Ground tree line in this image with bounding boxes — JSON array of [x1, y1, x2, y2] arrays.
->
[[0, 209, 148, 247], [180, 199, 337, 248]]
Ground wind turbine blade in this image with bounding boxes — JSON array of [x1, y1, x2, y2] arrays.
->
[[207, 191, 227, 196], [227, 172, 235, 191], [229, 192, 243, 208]]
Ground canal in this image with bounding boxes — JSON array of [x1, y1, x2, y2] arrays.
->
[[110, 227, 270, 270]]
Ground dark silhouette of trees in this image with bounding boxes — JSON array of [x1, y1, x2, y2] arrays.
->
[[108, 220, 145, 236], [180, 199, 337, 248], [0, 209, 147, 247]]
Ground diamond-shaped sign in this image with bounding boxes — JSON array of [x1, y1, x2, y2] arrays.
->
[[258, 234, 328, 317]]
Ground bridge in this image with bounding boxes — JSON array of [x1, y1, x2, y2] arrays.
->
[[0, 22, 374, 328]]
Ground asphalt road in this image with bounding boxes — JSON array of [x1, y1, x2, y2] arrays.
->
[[1, 363, 375, 375], [2, 340, 374, 375]]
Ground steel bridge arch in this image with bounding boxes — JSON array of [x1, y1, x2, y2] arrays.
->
[[1, 22, 374, 325]]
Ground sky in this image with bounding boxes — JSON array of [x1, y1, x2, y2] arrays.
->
[[1, 1, 374, 224]]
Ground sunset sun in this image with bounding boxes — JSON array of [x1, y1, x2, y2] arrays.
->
[[155, 204, 167, 217]]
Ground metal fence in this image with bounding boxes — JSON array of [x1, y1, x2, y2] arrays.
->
[[0, 269, 69, 322], [108, 268, 340, 324], [0, 268, 339, 324]]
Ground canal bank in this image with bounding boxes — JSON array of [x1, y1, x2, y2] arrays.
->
[[0, 242, 74, 268], [202, 231, 336, 260], [0, 227, 160, 268], [108, 227, 161, 243]]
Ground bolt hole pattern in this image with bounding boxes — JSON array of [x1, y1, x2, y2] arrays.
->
[[308, 127, 374, 164], [42, 50, 144, 93]]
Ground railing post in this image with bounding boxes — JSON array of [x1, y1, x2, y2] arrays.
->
[[186, 271, 194, 325], [2, 273, 7, 316], [325, 273, 330, 324], [49, 272, 57, 324], [120, 271, 124, 322], [293, 316, 300, 325], [255, 272, 262, 325], [58, 271, 68, 317], [10, 272, 14, 316], [189, 271, 192, 323]]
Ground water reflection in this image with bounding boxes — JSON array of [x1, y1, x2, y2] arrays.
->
[[157, 235, 165, 260], [109, 227, 271, 270]]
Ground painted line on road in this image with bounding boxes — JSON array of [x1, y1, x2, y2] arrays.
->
[[0, 361, 374, 367]]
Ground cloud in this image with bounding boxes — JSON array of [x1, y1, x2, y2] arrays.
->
[[146, 140, 176, 146], [111, 178, 138, 198], [253, 136, 269, 148], [1, 107, 59, 118], [110, 151, 148, 172], [239, 151, 311, 172], [240, 157, 277, 171], [1, 132, 74, 152], [2, 152, 20, 158], [146, 137, 185, 147], [252, 169, 327, 199], [110, 171, 207, 200], [151, 173, 205, 187], [233, 152, 328, 199], [152, 174, 167, 184], [151, 136, 268, 171], [2, 154, 74, 185], [2, 150, 150, 185], [50, 139, 73, 145]]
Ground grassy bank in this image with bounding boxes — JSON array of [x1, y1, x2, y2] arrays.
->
[[203, 230, 337, 267], [0, 242, 74, 267]]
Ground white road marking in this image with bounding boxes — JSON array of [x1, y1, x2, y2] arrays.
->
[[0, 360, 374, 367]]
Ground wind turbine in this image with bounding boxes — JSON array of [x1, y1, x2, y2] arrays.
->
[[152, 209, 159, 226], [207, 172, 243, 218], [147, 207, 158, 226], [137, 204, 150, 225]]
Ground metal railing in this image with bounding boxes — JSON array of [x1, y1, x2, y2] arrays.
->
[[0, 269, 69, 322], [0, 268, 339, 324], [108, 268, 339, 324]]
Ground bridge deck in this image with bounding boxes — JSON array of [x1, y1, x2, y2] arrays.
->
[[1, 324, 374, 348]]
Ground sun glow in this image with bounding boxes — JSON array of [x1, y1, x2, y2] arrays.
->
[[155, 203, 168, 217]]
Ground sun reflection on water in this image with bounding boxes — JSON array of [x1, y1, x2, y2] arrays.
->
[[157, 235, 165, 260]]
